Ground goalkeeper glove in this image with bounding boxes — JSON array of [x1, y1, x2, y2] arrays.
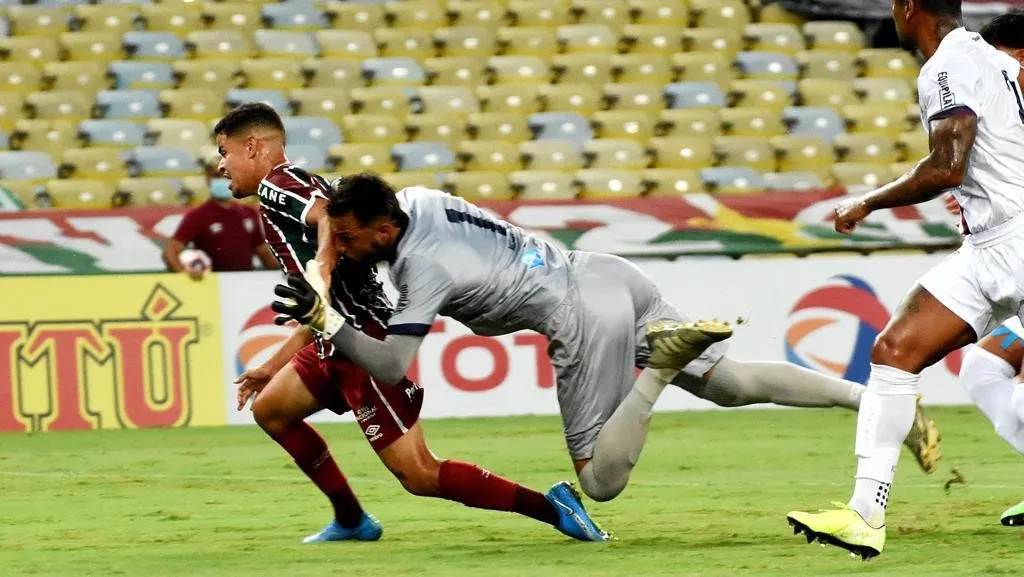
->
[[271, 261, 345, 339]]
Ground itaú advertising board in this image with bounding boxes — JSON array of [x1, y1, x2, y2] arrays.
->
[[219, 252, 971, 425]]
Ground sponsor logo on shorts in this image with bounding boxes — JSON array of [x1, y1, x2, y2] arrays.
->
[[365, 424, 381, 443], [404, 382, 421, 401], [356, 406, 377, 423], [937, 71, 954, 108]]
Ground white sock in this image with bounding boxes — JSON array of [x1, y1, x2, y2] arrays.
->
[[960, 347, 1024, 454], [848, 363, 918, 528]]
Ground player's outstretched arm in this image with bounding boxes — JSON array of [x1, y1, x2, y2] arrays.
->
[[835, 111, 978, 233], [307, 198, 337, 290]]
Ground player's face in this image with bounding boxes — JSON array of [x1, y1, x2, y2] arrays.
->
[[329, 213, 393, 265], [892, 0, 916, 51], [215, 133, 259, 199]]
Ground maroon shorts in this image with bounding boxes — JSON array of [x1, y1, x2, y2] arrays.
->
[[291, 343, 423, 452]]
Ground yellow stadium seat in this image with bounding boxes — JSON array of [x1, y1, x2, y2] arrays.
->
[[897, 130, 929, 161], [442, 171, 514, 201], [342, 114, 406, 144], [118, 177, 187, 207], [539, 83, 602, 115], [477, 85, 541, 113], [743, 23, 805, 54], [720, 107, 785, 137], [795, 50, 859, 80], [324, 1, 386, 30], [843, 104, 909, 136], [683, 27, 743, 57], [240, 59, 305, 91], [571, 0, 630, 31], [582, 139, 649, 169], [798, 78, 858, 108], [834, 133, 900, 163], [857, 48, 919, 80], [804, 21, 865, 52], [456, 140, 521, 171], [771, 134, 833, 179], [71, 4, 139, 34], [713, 135, 776, 172], [42, 61, 108, 95], [328, 143, 397, 173], [0, 94, 25, 131], [385, 1, 447, 29], [647, 136, 713, 169], [303, 58, 365, 89], [202, 3, 262, 31], [139, 4, 203, 37], [405, 113, 468, 145], [160, 89, 224, 121], [486, 56, 552, 85], [146, 119, 212, 156], [831, 162, 893, 188], [0, 180, 43, 208], [728, 79, 792, 110], [60, 32, 125, 62], [253, 30, 319, 60], [628, 0, 690, 26], [24, 91, 92, 123], [519, 140, 583, 170], [620, 24, 684, 55], [690, 0, 750, 30], [509, 170, 578, 199], [185, 30, 254, 60], [591, 110, 656, 140], [447, 0, 507, 29], [551, 54, 615, 85], [424, 57, 487, 85], [0, 62, 42, 93], [315, 30, 378, 59], [435, 26, 499, 58], [507, 0, 572, 27], [42, 179, 121, 209], [612, 54, 673, 84], [655, 109, 721, 137], [0, 37, 60, 68], [7, 6, 69, 37], [603, 83, 665, 112], [671, 52, 736, 88], [59, 147, 129, 180], [379, 171, 439, 190], [557, 24, 617, 54], [416, 86, 480, 115], [757, 2, 806, 26], [173, 61, 242, 92], [375, 29, 436, 60], [351, 87, 412, 115], [854, 78, 915, 105], [497, 26, 559, 56], [182, 175, 211, 203], [576, 168, 645, 198], [290, 88, 350, 123], [641, 168, 703, 196], [10, 120, 80, 157], [467, 112, 532, 141]]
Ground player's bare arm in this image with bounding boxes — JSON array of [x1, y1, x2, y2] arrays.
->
[[235, 325, 315, 409], [835, 111, 978, 233], [306, 198, 337, 290]]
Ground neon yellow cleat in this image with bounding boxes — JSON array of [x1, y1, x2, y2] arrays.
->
[[903, 394, 941, 474], [1000, 499, 1024, 526], [787, 503, 885, 560], [645, 319, 733, 370]]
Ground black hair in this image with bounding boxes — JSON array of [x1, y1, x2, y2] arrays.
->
[[327, 173, 406, 226], [981, 12, 1024, 49], [212, 102, 285, 138], [895, 0, 961, 17]]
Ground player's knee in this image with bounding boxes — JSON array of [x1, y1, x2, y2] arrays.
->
[[870, 329, 921, 371], [252, 396, 289, 437], [390, 460, 441, 498], [578, 462, 627, 502]]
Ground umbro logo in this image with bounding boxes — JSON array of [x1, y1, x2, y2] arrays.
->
[[365, 425, 380, 436]]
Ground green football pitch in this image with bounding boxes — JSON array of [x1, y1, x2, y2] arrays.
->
[[2, 407, 1021, 576]]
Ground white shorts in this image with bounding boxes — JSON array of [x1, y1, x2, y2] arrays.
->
[[919, 214, 1024, 339]]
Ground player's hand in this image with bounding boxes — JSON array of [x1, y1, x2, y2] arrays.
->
[[271, 274, 345, 338], [234, 365, 273, 411], [943, 194, 961, 216], [834, 196, 871, 234]]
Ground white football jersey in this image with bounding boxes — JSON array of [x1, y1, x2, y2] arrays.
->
[[917, 27, 1024, 234]]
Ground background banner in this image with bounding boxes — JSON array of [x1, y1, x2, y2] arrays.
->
[[0, 274, 225, 432]]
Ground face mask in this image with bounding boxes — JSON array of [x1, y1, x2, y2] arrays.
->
[[210, 178, 232, 200]]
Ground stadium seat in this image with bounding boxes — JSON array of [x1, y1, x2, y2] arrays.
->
[[528, 112, 594, 145], [713, 136, 776, 172], [108, 61, 175, 90], [303, 58, 366, 89], [620, 25, 684, 55], [641, 168, 703, 196], [7, 6, 69, 37], [628, 0, 689, 26], [173, 61, 242, 93], [41, 179, 120, 209], [743, 23, 805, 54], [240, 59, 305, 91], [758, 2, 807, 26], [160, 89, 224, 121], [324, 1, 386, 30], [286, 144, 329, 172], [794, 50, 859, 80], [771, 134, 833, 178], [477, 85, 541, 113], [351, 87, 412, 115], [362, 57, 427, 87], [59, 32, 125, 62], [456, 140, 521, 171], [571, 0, 629, 31], [540, 83, 602, 115], [392, 141, 456, 172], [647, 136, 714, 169], [185, 30, 254, 60], [79, 119, 146, 149], [0, 151, 57, 181], [405, 114, 468, 145], [803, 21, 865, 52], [385, 1, 446, 30], [24, 91, 92, 123], [414, 86, 480, 115], [261, 3, 328, 31], [763, 171, 824, 191], [497, 26, 558, 56], [375, 29, 435, 60], [70, 4, 138, 33], [486, 56, 551, 85], [670, 53, 736, 88], [720, 107, 785, 137], [0, 37, 60, 68], [328, 143, 396, 173], [728, 79, 793, 110], [0, 94, 26, 131], [380, 171, 441, 190], [582, 139, 648, 169], [59, 147, 129, 180], [182, 175, 211, 203], [831, 162, 892, 188], [557, 24, 618, 54], [843, 104, 909, 136], [145, 119, 212, 156], [201, 2, 261, 31], [612, 54, 673, 85], [854, 78, 915, 105], [575, 168, 645, 198], [798, 79, 858, 109], [735, 52, 799, 81], [507, 0, 572, 27], [424, 57, 487, 85], [0, 62, 42, 93], [118, 177, 187, 207], [591, 110, 656, 140], [10, 120, 80, 157], [551, 54, 615, 85], [508, 170, 578, 199], [700, 166, 765, 194], [253, 30, 319, 60], [833, 133, 900, 163], [289, 88, 350, 123], [435, 26, 499, 58], [94, 90, 162, 120], [690, 0, 750, 29], [897, 130, 929, 161], [122, 31, 187, 61], [783, 106, 845, 143], [467, 112, 532, 141], [442, 171, 514, 201], [857, 48, 919, 80], [664, 82, 726, 109], [519, 140, 583, 170], [655, 109, 721, 138], [225, 89, 292, 114], [130, 146, 199, 177], [138, 4, 203, 37], [315, 30, 378, 59], [342, 114, 405, 144], [448, 0, 507, 29]]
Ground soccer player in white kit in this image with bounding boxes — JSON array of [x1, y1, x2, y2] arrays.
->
[[787, 0, 1024, 559]]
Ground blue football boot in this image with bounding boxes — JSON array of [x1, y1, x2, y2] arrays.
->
[[545, 481, 610, 542], [302, 513, 383, 543]]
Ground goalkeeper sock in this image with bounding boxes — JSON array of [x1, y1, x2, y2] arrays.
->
[[438, 460, 560, 526]]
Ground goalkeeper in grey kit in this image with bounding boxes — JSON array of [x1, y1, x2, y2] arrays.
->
[[273, 173, 942, 503]]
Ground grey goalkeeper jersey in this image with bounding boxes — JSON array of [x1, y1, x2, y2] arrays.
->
[[387, 187, 571, 337]]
